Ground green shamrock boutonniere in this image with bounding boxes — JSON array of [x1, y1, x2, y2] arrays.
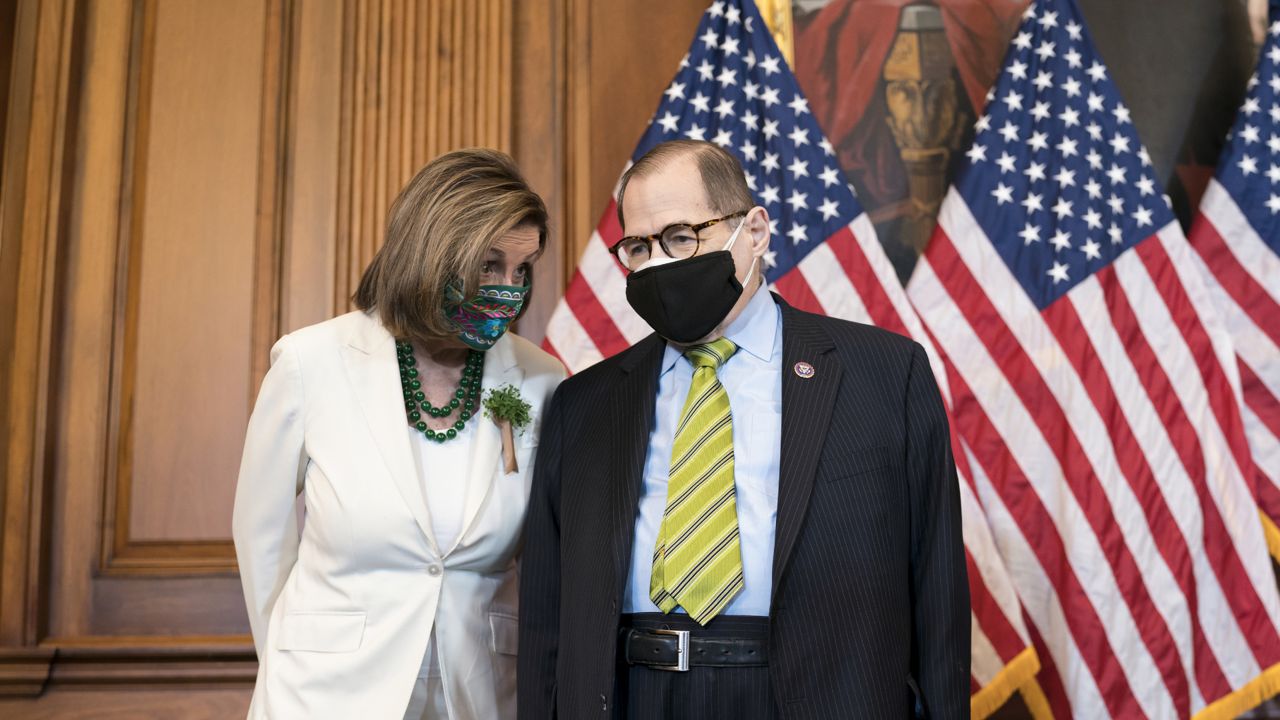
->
[[483, 384, 531, 430], [484, 384, 532, 472]]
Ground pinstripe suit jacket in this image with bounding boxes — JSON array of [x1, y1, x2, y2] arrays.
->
[[518, 297, 969, 719]]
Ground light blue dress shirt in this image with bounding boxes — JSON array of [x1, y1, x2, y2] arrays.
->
[[623, 286, 783, 617]]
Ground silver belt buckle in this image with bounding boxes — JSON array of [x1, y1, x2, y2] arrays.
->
[[651, 628, 690, 672]]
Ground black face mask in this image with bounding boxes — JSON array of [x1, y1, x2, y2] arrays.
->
[[625, 250, 744, 344]]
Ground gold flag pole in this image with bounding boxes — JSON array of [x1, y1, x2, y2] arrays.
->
[[755, 0, 795, 69]]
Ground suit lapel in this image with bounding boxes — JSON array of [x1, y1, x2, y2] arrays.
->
[[339, 313, 439, 554], [607, 335, 665, 597], [448, 334, 524, 556], [772, 300, 841, 599]]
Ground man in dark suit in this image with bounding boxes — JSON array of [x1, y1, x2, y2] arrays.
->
[[519, 140, 968, 719]]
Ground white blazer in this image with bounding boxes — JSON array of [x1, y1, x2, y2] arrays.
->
[[233, 310, 565, 719]]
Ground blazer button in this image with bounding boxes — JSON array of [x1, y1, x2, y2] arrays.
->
[[427, 564, 442, 577]]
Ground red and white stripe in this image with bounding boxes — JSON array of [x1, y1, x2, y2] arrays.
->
[[545, 192, 1041, 714], [908, 188, 1280, 717], [1188, 179, 1280, 526]]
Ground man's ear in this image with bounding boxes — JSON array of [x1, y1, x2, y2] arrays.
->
[[748, 206, 771, 255]]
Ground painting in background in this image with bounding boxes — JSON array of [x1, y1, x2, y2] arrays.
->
[[792, 0, 1257, 282]]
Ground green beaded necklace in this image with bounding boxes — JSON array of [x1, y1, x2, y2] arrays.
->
[[397, 339, 484, 443]]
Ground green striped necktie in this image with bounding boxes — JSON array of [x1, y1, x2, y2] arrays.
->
[[649, 337, 743, 625]]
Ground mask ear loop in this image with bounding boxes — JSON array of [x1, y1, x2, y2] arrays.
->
[[721, 212, 750, 253], [722, 211, 761, 282]]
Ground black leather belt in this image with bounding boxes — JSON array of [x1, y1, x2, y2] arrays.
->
[[621, 626, 769, 671]]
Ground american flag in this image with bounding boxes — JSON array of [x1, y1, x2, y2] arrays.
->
[[542, 1, 1040, 715], [1187, 1, 1280, 552], [907, 0, 1280, 716]]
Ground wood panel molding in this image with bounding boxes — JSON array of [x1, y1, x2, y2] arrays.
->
[[0, 640, 256, 696], [562, 0, 593, 281], [333, 0, 514, 311], [0, 647, 55, 696], [44, 641, 255, 687], [0, 0, 80, 649], [0, 687, 251, 718], [97, 0, 297, 576], [250, 0, 298, 390]]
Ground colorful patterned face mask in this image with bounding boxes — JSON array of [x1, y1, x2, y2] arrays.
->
[[445, 283, 527, 351]]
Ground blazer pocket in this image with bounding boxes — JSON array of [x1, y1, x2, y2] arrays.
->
[[520, 414, 540, 449], [489, 611, 518, 656], [278, 611, 366, 653], [822, 445, 892, 483]]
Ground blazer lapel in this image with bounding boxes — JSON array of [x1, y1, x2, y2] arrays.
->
[[447, 334, 524, 556], [772, 300, 842, 600], [607, 335, 666, 597], [339, 313, 439, 554]]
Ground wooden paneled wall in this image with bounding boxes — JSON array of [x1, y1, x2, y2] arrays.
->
[[0, 0, 705, 715], [562, 0, 708, 270], [334, 0, 514, 309]]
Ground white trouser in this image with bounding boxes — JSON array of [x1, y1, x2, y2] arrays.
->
[[402, 631, 448, 719]]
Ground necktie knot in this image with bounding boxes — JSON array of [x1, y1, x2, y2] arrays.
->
[[684, 338, 738, 371]]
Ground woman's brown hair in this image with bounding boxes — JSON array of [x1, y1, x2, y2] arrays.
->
[[354, 148, 548, 343]]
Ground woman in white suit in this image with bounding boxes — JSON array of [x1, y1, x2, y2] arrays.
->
[[233, 148, 565, 719]]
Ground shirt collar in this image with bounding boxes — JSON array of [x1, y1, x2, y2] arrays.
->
[[660, 284, 779, 375]]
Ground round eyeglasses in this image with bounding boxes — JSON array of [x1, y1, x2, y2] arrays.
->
[[609, 211, 748, 272]]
